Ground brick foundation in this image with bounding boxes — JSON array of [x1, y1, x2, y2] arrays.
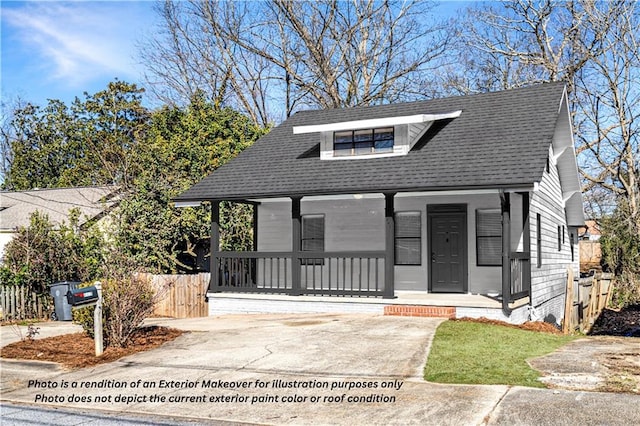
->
[[383, 305, 456, 318]]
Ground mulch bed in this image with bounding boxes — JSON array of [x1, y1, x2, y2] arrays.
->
[[0, 326, 183, 369], [455, 317, 562, 334], [590, 305, 640, 337]]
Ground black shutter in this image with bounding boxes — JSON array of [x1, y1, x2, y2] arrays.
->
[[476, 210, 502, 266], [395, 212, 421, 265]]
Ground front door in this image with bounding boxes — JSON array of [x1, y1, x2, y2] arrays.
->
[[428, 205, 467, 293]]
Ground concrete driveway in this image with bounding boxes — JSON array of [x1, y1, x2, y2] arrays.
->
[[2, 314, 639, 425]]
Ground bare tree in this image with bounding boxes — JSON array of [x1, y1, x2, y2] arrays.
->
[[139, 0, 450, 125], [437, 0, 622, 95], [443, 1, 638, 229], [573, 1, 639, 229]]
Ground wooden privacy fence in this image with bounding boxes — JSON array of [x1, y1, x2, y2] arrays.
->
[[579, 240, 602, 274], [563, 270, 614, 334], [138, 273, 209, 319], [0, 285, 52, 322]]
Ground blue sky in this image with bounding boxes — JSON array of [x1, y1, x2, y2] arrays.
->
[[1, 0, 471, 109], [1, 0, 158, 107]]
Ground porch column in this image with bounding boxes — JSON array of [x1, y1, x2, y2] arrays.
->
[[210, 200, 220, 293], [384, 192, 396, 299], [291, 196, 302, 296], [500, 191, 511, 315], [521, 191, 531, 296], [252, 203, 259, 251]]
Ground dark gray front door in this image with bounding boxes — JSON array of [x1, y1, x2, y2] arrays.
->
[[428, 205, 467, 293]]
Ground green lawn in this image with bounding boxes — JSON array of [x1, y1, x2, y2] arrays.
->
[[424, 320, 576, 388]]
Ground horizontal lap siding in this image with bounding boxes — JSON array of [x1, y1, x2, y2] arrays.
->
[[530, 152, 576, 324], [257, 194, 503, 294], [257, 198, 386, 291], [394, 193, 501, 293]]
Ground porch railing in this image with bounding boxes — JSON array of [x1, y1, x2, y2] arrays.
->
[[213, 251, 386, 297], [509, 252, 531, 300]]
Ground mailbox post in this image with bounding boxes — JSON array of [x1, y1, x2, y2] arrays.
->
[[94, 282, 103, 356], [66, 282, 103, 356]]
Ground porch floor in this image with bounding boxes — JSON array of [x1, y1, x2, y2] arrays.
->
[[209, 291, 529, 309], [207, 291, 531, 323]]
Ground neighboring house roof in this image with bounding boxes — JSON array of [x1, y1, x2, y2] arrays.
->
[[0, 186, 118, 231], [579, 219, 601, 241], [177, 83, 582, 221]]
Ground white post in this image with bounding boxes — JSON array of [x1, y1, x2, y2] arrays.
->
[[94, 281, 103, 356]]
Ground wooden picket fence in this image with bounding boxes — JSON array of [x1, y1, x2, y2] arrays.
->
[[138, 273, 209, 319], [0, 285, 52, 322], [563, 270, 614, 334]]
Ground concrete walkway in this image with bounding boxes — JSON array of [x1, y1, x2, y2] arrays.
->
[[1, 314, 639, 425]]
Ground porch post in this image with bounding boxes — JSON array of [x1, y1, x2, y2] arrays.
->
[[210, 200, 220, 293], [521, 192, 531, 295], [384, 192, 396, 299], [253, 203, 259, 252], [291, 196, 302, 295], [500, 191, 511, 315]]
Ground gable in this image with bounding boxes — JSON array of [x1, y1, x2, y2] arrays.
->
[[177, 83, 575, 202], [550, 88, 584, 227]]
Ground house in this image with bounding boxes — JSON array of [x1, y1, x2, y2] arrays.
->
[[176, 83, 584, 324], [0, 186, 118, 260], [579, 219, 601, 241]]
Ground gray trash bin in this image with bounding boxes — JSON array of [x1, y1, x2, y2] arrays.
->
[[49, 281, 80, 321]]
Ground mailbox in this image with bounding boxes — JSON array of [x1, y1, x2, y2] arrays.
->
[[66, 286, 99, 307]]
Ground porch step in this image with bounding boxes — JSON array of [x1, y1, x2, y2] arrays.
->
[[383, 305, 456, 318]]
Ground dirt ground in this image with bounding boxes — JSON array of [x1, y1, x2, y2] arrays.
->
[[529, 305, 640, 394], [590, 304, 640, 337], [587, 305, 640, 393]]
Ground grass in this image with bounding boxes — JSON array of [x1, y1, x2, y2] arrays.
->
[[424, 320, 576, 387]]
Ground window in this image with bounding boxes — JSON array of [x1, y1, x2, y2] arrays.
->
[[334, 127, 394, 156], [558, 225, 562, 251], [570, 231, 575, 262], [301, 215, 324, 265], [476, 209, 502, 266], [537, 214, 542, 267], [395, 212, 421, 265]]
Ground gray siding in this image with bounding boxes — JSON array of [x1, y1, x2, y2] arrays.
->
[[257, 197, 386, 252], [394, 192, 501, 293], [257, 193, 504, 294], [257, 197, 385, 290], [530, 150, 578, 324]]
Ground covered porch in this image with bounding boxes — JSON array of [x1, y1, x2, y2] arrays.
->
[[207, 189, 532, 316]]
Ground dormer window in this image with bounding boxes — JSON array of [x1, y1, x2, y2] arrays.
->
[[334, 127, 394, 156], [292, 110, 462, 161]]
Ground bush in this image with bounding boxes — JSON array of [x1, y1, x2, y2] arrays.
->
[[72, 276, 157, 348], [0, 210, 103, 293], [608, 271, 640, 309], [600, 201, 640, 309]]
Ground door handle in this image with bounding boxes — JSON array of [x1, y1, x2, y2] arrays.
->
[[431, 252, 436, 263]]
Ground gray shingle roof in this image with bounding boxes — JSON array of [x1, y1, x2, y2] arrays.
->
[[177, 83, 566, 201], [0, 186, 118, 231]]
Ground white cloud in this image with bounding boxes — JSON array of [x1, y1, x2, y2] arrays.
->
[[3, 1, 149, 88]]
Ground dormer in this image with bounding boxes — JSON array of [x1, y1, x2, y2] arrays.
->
[[293, 111, 462, 160]]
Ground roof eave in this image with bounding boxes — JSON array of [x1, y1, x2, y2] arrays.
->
[[173, 182, 536, 203]]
